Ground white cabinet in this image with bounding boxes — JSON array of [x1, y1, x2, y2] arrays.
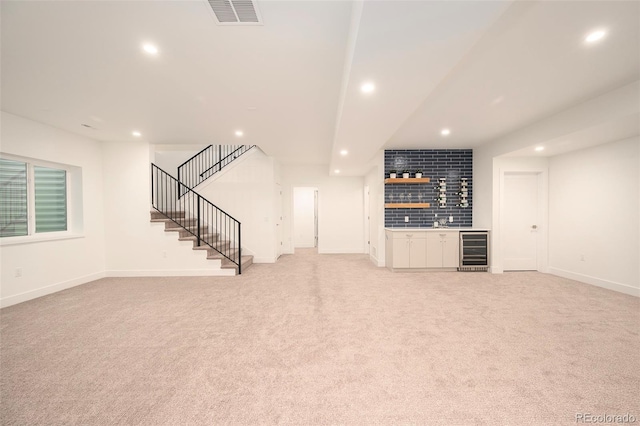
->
[[426, 231, 459, 268], [386, 229, 459, 270], [386, 231, 427, 269]]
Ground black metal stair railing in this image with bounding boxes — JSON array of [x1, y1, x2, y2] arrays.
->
[[151, 163, 243, 274], [177, 145, 255, 194]]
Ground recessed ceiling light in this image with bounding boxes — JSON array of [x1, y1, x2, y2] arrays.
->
[[360, 82, 375, 94], [535, 146, 544, 152], [142, 43, 159, 55], [132, 131, 142, 137], [441, 128, 451, 136], [235, 130, 244, 137], [340, 150, 348, 156], [334, 169, 340, 174], [585, 29, 607, 44]]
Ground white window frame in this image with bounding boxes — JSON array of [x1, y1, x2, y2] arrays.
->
[[0, 153, 83, 246]]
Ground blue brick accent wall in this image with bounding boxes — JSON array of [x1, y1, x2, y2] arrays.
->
[[385, 149, 472, 228]]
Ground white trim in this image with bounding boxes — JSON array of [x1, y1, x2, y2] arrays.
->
[[106, 269, 235, 277], [0, 271, 106, 308], [369, 253, 384, 267], [0, 233, 84, 246], [318, 248, 366, 254], [251, 256, 276, 263], [549, 267, 639, 297]]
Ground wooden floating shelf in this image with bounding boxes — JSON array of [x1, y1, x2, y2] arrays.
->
[[385, 178, 431, 184], [385, 203, 430, 209]]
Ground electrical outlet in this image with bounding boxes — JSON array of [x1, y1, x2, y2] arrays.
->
[[580, 254, 585, 261], [15, 268, 22, 278], [404, 216, 409, 223], [162, 251, 167, 258]]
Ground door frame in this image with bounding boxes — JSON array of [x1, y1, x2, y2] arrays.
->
[[292, 186, 319, 250], [495, 166, 548, 274]]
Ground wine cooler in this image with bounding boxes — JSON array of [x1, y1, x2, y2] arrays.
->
[[458, 231, 489, 272]]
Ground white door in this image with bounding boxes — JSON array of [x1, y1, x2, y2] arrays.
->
[[293, 187, 317, 248], [503, 173, 539, 270]]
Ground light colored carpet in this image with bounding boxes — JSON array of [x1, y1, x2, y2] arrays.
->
[[1, 249, 638, 425]]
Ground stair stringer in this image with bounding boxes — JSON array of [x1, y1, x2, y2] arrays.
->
[[148, 213, 236, 276], [192, 147, 279, 264]]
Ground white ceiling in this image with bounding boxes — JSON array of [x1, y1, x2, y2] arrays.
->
[[1, 1, 639, 175]]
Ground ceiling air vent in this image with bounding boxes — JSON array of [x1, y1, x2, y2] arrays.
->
[[208, 0, 262, 25]]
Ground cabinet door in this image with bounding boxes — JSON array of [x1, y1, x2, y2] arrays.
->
[[442, 232, 460, 268], [426, 234, 443, 268], [392, 237, 411, 268], [409, 237, 428, 268]]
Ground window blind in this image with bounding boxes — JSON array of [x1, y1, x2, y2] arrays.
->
[[34, 166, 67, 233], [0, 159, 28, 237]]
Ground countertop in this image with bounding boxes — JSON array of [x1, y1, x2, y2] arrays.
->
[[385, 227, 490, 232]]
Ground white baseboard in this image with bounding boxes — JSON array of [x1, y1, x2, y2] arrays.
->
[[105, 269, 235, 277], [1, 271, 106, 308], [318, 248, 366, 254], [549, 267, 639, 297], [369, 253, 384, 267], [251, 257, 276, 263]]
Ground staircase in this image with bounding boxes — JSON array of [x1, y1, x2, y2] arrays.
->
[[150, 148, 254, 275], [149, 210, 253, 274], [177, 144, 255, 193]]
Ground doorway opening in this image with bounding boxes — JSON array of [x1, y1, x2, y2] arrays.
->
[[293, 187, 318, 250]]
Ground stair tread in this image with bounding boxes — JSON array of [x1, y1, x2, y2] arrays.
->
[[221, 255, 253, 270]]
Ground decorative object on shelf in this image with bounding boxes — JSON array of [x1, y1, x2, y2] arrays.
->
[[415, 169, 423, 179], [384, 177, 430, 183], [384, 203, 430, 209], [389, 170, 397, 179], [457, 177, 469, 208], [434, 177, 447, 208], [402, 170, 410, 179]]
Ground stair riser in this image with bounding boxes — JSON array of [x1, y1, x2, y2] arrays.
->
[[164, 220, 200, 229], [150, 211, 185, 220]]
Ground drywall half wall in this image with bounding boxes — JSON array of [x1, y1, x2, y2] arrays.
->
[[0, 112, 107, 307], [102, 141, 232, 276], [365, 150, 385, 266], [281, 164, 365, 254], [154, 145, 210, 178], [548, 137, 639, 296]]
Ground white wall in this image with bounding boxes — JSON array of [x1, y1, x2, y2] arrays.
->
[[154, 146, 208, 178], [0, 112, 107, 307], [473, 81, 639, 287], [281, 164, 365, 254], [474, 80, 639, 232], [293, 187, 316, 248], [102, 141, 232, 276], [548, 137, 639, 296], [195, 148, 278, 263]]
